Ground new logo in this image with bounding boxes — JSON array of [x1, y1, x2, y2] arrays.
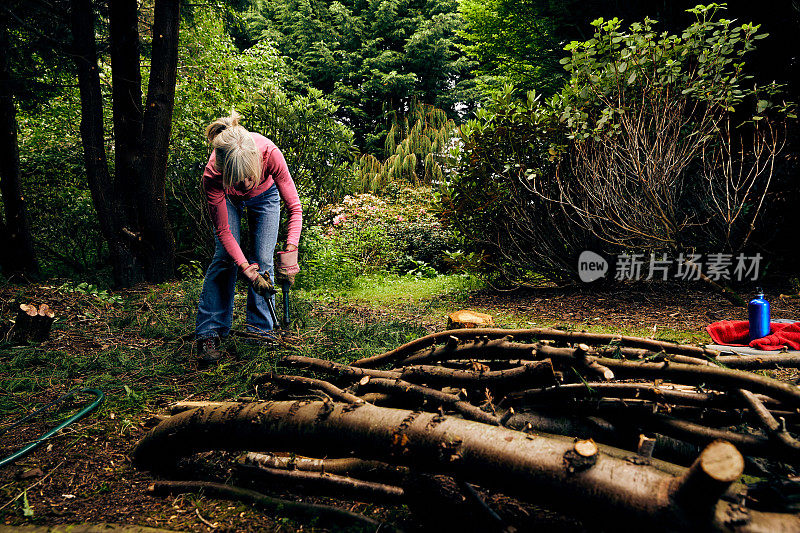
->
[[578, 251, 608, 283]]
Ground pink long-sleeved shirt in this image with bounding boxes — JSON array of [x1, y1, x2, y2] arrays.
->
[[202, 133, 303, 268]]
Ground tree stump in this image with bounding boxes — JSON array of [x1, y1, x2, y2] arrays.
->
[[447, 310, 494, 329], [10, 303, 55, 343], [31, 304, 55, 342]]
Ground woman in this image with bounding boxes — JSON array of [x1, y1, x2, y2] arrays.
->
[[195, 110, 302, 365]]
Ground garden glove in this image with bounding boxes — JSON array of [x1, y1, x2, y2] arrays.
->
[[242, 263, 274, 296], [275, 249, 300, 286]]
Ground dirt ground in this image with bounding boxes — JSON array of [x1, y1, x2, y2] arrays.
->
[[1, 280, 799, 532]]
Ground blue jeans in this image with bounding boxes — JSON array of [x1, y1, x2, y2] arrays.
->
[[195, 185, 280, 339]]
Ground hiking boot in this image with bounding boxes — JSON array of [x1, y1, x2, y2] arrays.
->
[[197, 336, 223, 366]]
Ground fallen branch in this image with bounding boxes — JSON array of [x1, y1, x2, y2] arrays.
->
[[534, 345, 800, 408], [252, 373, 367, 405], [241, 452, 411, 482], [503, 382, 737, 409], [359, 378, 500, 425], [351, 328, 719, 368], [632, 413, 789, 459], [285, 354, 556, 389], [738, 389, 800, 452], [715, 353, 800, 370], [398, 360, 556, 388], [237, 458, 406, 502]]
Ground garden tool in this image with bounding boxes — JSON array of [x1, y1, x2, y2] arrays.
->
[[281, 281, 291, 327], [253, 270, 280, 329], [275, 249, 300, 328]]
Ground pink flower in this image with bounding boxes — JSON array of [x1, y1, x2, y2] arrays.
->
[[333, 214, 347, 225], [396, 216, 405, 221]]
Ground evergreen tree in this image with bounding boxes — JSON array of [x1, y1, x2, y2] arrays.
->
[[246, 0, 475, 154]]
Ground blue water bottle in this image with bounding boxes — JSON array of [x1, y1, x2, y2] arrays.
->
[[748, 289, 770, 341]]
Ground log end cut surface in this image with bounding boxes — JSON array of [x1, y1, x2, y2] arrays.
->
[[447, 310, 495, 329], [699, 440, 744, 483]]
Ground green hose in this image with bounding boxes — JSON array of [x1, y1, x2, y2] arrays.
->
[[0, 388, 105, 468]]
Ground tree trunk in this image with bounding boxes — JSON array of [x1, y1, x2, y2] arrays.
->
[[135, 0, 178, 282], [108, 0, 144, 257], [70, 0, 141, 287], [0, 17, 38, 277], [71, 0, 178, 286]]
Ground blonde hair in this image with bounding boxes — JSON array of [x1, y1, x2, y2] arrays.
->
[[205, 110, 262, 190]]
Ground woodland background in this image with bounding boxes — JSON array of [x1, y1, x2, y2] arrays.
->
[[1, 0, 798, 291]]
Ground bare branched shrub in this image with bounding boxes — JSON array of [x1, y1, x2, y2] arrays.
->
[[528, 6, 794, 255], [698, 119, 786, 251]]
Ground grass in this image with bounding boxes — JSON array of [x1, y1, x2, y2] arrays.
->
[[0, 275, 449, 425], [1, 271, 715, 426], [301, 272, 485, 305]]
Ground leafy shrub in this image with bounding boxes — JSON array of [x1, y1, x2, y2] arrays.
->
[[358, 102, 456, 192], [441, 86, 593, 282], [296, 187, 458, 289], [18, 91, 108, 277], [444, 5, 794, 284], [294, 226, 361, 291], [545, 5, 793, 254], [58, 281, 123, 306]]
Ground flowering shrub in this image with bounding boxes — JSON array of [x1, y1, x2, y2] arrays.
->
[[296, 187, 457, 289]]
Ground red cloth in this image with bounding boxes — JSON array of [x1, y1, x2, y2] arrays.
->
[[706, 320, 800, 351]]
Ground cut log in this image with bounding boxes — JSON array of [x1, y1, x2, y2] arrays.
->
[[671, 440, 744, 519], [447, 310, 494, 329], [133, 401, 800, 532]]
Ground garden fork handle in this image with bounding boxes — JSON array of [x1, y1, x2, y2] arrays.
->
[[281, 282, 291, 327]]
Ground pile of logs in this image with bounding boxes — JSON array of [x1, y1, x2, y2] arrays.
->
[[134, 327, 800, 531], [6, 303, 55, 343]]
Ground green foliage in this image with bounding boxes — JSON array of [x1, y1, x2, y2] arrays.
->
[[245, 0, 476, 154], [358, 102, 456, 191], [22, 490, 33, 517], [249, 87, 357, 228], [177, 260, 205, 280], [441, 85, 588, 282], [17, 88, 108, 277], [556, 4, 789, 141], [546, 4, 793, 252], [296, 187, 457, 290], [447, 4, 793, 283], [58, 282, 123, 306], [458, 0, 568, 95], [295, 226, 375, 292]]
